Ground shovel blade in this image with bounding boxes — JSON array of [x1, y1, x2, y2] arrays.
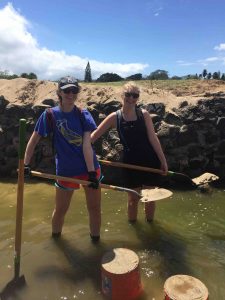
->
[[0, 275, 26, 300]]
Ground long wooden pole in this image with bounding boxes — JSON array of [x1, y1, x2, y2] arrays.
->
[[31, 171, 174, 203], [0, 120, 26, 300], [98, 159, 196, 186], [99, 159, 164, 174], [31, 170, 142, 198], [14, 119, 27, 279]]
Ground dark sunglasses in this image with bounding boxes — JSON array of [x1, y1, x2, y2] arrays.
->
[[124, 92, 139, 99], [62, 87, 79, 94]]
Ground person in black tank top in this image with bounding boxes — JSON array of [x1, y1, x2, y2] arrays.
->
[[116, 106, 161, 189], [117, 107, 160, 168], [92, 81, 168, 222]]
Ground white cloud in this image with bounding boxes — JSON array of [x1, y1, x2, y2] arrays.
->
[[214, 43, 225, 51], [176, 61, 195, 66], [0, 3, 148, 80], [198, 56, 224, 66], [205, 57, 219, 62], [177, 54, 225, 68], [146, 1, 163, 16]]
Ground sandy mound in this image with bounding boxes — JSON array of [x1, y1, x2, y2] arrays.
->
[[1, 78, 225, 110], [0, 78, 57, 106]]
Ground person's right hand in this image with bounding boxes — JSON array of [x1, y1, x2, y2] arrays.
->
[[24, 164, 31, 178], [88, 171, 99, 189], [160, 161, 168, 175]]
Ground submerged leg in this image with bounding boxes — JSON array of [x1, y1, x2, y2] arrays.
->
[[83, 185, 101, 238], [127, 187, 141, 222], [52, 187, 74, 235], [144, 201, 156, 222], [143, 186, 156, 222]]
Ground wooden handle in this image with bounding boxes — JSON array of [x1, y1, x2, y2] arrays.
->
[[98, 159, 197, 186], [99, 159, 164, 175], [31, 171, 141, 197], [15, 119, 26, 278]]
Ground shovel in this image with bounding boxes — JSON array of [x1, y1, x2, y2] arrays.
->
[[0, 119, 26, 299], [98, 159, 219, 188], [30, 170, 173, 203]]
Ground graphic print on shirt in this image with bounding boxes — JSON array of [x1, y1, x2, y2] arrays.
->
[[56, 119, 82, 146]]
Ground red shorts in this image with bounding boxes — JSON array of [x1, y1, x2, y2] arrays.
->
[[56, 168, 101, 190]]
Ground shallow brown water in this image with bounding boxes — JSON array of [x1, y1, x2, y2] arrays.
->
[[0, 180, 225, 299]]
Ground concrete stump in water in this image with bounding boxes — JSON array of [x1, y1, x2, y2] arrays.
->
[[101, 248, 143, 300], [164, 274, 208, 300]]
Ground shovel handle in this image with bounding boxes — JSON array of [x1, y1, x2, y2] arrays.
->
[[99, 159, 164, 175], [15, 119, 26, 278], [31, 170, 141, 198], [99, 160, 194, 182]]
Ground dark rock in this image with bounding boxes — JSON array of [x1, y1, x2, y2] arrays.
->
[[0, 97, 225, 184], [144, 102, 165, 116], [178, 100, 189, 108], [164, 111, 182, 126], [41, 98, 57, 106], [216, 117, 225, 130], [0, 95, 9, 113]]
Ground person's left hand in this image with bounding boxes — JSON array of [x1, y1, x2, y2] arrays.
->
[[88, 171, 99, 189]]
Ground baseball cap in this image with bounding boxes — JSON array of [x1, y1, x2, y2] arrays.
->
[[58, 76, 79, 90]]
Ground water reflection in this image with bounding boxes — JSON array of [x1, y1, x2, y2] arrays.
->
[[0, 180, 225, 299]]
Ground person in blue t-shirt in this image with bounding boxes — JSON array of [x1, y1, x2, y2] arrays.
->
[[24, 76, 101, 242]]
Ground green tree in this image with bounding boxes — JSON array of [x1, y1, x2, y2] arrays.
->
[[84, 61, 92, 82], [20, 72, 37, 79], [126, 73, 142, 80], [171, 75, 182, 80], [0, 69, 9, 77], [7, 74, 19, 79], [28, 72, 37, 79], [147, 69, 169, 80], [96, 73, 123, 82], [207, 73, 211, 80], [20, 73, 29, 78], [212, 72, 219, 79], [186, 74, 199, 80], [202, 69, 207, 79], [0, 70, 19, 79]]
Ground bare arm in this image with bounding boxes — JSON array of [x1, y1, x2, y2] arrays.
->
[[143, 110, 168, 173], [83, 131, 95, 172], [24, 131, 42, 165], [91, 112, 117, 144]]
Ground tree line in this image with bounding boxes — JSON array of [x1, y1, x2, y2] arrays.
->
[[84, 62, 225, 82], [1, 63, 224, 83], [0, 70, 37, 80]]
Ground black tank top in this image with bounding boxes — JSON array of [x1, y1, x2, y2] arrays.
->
[[116, 107, 160, 168]]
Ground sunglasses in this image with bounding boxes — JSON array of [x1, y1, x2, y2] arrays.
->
[[124, 92, 140, 99], [62, 87, 79, 94]]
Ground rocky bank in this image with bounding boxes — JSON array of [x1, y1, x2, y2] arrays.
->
[[0, 78, 225, 187]]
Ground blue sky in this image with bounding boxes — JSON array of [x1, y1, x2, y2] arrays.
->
[[0, 0, 225, 80]]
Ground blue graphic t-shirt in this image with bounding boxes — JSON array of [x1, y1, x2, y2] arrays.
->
[[34, 106, 99, 176]]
